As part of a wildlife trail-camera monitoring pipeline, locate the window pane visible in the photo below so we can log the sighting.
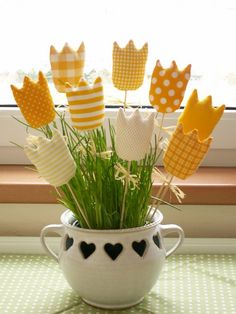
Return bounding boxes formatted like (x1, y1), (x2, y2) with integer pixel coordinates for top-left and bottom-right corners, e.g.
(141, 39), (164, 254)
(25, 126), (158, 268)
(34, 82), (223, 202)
(0, 0), (235, 107)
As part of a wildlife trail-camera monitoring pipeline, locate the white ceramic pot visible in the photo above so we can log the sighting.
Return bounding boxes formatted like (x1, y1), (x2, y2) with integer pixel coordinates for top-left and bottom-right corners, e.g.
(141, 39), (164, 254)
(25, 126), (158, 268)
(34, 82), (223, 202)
(40, 210), (184, 310)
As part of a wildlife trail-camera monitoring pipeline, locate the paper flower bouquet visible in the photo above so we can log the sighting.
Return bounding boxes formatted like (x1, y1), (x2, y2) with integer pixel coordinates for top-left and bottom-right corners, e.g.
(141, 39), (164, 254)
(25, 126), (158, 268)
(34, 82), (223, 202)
(11, 40), (226, 309)
(11, 40), (225, 230)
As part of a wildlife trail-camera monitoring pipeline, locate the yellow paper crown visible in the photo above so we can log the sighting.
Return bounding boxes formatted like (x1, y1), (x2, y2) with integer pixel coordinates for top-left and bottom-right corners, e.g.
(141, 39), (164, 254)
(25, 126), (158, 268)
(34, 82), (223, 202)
(11, 71), (55, 128)
(66, 77), (105, 131)
(149, 60), (191, 113)
(112, 40), (148, 91)
(178, 89), (225, 141)
(50, 42), (85, 93)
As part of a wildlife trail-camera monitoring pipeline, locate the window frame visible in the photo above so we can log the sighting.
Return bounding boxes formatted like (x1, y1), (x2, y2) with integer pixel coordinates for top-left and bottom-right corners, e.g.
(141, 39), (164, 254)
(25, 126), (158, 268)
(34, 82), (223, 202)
(0, 106), (235, 166)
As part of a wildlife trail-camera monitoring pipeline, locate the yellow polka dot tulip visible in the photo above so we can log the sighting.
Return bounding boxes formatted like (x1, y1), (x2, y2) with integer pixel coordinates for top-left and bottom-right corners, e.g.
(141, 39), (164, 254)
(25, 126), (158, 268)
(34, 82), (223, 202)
(149, 60), (191, 113)
(11, 71), (55, 128)
(66, 77), (105, 131)
(178, 89), (225, 141)
(163, 124), (212, 179)
(50, 42), (85, 93)
(24, 128), (76, 187)
(112, 40), (148, 91)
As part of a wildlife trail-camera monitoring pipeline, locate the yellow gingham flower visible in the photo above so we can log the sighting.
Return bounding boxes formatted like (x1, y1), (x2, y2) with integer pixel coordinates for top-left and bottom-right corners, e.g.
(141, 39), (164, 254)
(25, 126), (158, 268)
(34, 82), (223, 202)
(66, 77), (105, 131)
(163, 124), (212, 179)
(178, 89), (225, 141)
(112, 40), (148, 91)
(50, 42), (85, 93)
(11, 71), (55, 128)
(149, 60), (191, 113)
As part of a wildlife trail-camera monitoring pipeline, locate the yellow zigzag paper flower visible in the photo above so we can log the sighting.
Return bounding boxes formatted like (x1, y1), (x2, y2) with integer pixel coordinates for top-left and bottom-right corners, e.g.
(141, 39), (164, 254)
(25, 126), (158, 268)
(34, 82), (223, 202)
(24, 129), (76, 187)
(149, 60), (191, 113)
(66, 77), (105, 131)
(178, 89), (225, 141)
(11, 71), (55, 128)
(50, 42), (85, 93)
(163, 124), (212, 180)
(112, 40), (148, 91)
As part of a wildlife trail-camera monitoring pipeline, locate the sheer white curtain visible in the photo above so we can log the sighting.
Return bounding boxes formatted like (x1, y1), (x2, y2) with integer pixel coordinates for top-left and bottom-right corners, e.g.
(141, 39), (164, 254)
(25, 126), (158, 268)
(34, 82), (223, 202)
(0, 0), (235, 107)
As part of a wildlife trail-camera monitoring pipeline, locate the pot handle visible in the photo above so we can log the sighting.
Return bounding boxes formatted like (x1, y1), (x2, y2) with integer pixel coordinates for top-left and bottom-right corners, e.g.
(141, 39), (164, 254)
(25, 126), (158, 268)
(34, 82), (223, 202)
(159, 224), (184, 258)
(40, 224), (64, 263)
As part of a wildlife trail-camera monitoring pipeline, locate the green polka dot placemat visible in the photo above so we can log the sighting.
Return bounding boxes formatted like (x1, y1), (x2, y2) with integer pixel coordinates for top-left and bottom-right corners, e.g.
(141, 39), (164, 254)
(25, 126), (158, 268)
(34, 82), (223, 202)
(0, 254), (235, 314)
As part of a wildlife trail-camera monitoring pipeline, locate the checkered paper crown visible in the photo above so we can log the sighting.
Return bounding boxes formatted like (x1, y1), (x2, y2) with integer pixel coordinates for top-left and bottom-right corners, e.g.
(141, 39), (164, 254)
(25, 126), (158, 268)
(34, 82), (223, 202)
(163, 124), (212, 180)
(163, 90), (225, 179)
(50, 42), (85, 93)
(112, 40), (148, 91)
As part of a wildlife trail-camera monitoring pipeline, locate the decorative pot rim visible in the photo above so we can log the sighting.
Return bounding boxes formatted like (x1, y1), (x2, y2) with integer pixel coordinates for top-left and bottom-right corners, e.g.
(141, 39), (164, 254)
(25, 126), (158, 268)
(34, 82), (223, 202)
(61, 209), (163, 234)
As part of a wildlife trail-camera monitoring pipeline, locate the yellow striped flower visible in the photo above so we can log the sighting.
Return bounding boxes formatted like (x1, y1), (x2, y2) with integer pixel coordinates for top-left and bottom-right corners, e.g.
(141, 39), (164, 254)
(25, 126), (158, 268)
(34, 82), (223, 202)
(163, 124), (212, 179)
(50, 42), (85, 93)
(149, 60), (191, 113)
(66, 77), (105, 131)
(24, 129), (76, 187)
(11, 71), (55, 128)
(115, 108), (155, 161)
(178, 89), (225, 141)
(112, 40), (148, 91)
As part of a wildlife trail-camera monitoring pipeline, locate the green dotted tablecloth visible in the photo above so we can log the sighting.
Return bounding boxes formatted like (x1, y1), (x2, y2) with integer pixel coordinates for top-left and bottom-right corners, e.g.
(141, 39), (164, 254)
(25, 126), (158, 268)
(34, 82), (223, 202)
(0, 254), (235, 314)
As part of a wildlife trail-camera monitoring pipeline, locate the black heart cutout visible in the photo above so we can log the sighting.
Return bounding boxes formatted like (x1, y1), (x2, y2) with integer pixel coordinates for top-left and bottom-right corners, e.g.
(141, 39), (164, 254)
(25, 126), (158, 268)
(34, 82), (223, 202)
(65, 235), (74, 251)
(104, 243), (123, 261)
(153, 235), (161, 249)
(80, 241), (96, 259)
(132, 240), (147, 257)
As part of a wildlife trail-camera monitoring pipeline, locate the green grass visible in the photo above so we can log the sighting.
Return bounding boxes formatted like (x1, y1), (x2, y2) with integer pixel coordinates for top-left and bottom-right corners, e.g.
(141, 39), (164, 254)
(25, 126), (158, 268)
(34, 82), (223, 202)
(15, 110), (161, 229)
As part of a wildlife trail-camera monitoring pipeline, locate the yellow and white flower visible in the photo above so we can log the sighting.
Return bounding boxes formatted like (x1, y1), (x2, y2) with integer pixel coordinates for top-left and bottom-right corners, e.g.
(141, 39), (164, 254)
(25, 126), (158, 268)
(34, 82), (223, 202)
(24, 129), (76, 187)
(149, 60), (191, 113)
(115, 108), (155, 161)
(66, 77), (105, 131)
(50, 42), (85, 93)
(112, 40), (148, 91)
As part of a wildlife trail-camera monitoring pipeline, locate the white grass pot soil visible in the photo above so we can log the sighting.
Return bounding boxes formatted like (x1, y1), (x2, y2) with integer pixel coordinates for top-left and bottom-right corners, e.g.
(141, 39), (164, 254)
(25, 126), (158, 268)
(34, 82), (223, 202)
(40, 210), (184, 310)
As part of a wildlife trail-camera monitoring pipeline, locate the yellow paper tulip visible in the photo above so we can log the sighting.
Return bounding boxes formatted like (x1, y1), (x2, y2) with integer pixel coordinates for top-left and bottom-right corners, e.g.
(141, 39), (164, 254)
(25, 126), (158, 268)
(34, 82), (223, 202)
(179, 89), (225, 141)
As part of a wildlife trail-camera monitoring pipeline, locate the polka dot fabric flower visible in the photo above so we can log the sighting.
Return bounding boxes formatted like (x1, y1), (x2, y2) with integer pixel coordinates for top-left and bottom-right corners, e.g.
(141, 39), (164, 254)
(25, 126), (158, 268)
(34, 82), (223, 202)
(11, 71), (55, 128)
(149, 60), (191, 113)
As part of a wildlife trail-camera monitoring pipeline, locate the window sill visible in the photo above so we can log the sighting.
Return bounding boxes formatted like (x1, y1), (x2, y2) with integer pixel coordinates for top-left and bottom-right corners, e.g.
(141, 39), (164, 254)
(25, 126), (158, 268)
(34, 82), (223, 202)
(0, 165), (236, 205)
